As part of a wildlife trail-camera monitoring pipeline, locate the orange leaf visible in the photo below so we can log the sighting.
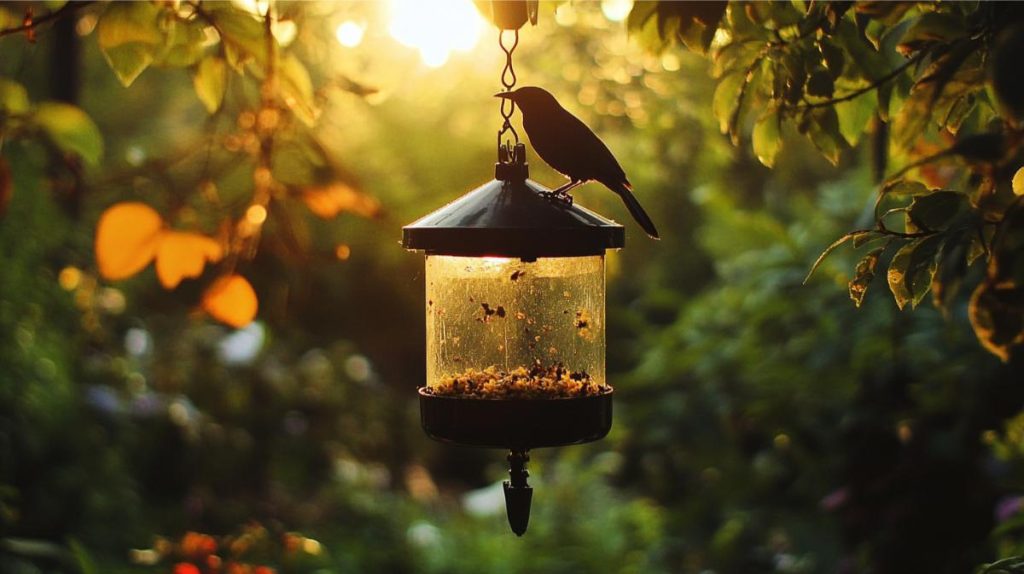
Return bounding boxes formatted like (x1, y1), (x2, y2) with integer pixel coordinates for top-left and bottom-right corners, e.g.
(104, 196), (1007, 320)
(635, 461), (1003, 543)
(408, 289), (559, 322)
(301, 183), (380, 219)
(95, 202), (163, 280)
(155, 231), (224, 289)
(202, 274), (258, 328)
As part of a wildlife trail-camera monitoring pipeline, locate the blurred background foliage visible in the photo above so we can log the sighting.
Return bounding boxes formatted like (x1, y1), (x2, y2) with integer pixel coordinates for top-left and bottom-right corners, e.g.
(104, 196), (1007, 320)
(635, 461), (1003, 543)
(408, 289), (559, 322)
(1, 1), (1023, 573)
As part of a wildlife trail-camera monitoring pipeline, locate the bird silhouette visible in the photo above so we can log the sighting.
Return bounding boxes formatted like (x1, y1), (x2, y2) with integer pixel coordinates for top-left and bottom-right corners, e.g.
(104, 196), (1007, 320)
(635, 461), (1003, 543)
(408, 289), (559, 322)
(496, 86), (659, 239)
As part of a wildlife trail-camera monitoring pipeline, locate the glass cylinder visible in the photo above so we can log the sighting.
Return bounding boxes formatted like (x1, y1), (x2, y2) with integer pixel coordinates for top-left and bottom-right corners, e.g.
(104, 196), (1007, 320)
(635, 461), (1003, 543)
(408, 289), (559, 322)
(425, 255), (605, 395)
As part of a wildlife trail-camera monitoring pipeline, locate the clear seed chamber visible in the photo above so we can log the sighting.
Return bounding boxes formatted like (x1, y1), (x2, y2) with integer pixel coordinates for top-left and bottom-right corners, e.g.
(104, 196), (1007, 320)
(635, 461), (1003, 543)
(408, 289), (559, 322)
(426, 255), (605, 395)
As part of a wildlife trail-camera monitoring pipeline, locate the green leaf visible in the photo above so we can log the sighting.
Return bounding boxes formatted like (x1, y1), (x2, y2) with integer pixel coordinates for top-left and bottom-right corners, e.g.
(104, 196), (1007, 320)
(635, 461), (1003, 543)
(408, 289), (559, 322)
(849, 246), (886, 307)
(103, 44), (157, 87)
(820, 40), (845, 79)
(892, 81), (943, 151)
(968, 227), (990, 265)
(209, 6), (267, 70)
(969, 281), (1024, 362)
(804, 230), (871, 284)
(863, 19), (888, 51)
(743, 1), (802, 29)
(835, 18), (891, 83)
(279, 54), (319, 126)
(887, 240), (914, 309)
(897, 12), (967, 54)
(932, 228), (969, 311)
(780, 51), (807, 105)
(822, 2), (852, 33)
(751, 111), (780, 168)
(0, 78), (30, 115)
(158, 17), (208, 68)
(806, 70), (835, 98)
(807, 107), (843, 165)
(678, 18), (713, 55)
(855, 1), (915, 26)
(942, 92), (976, 135)
(887, 234), (944, 310)
(96, 2), (165, 86)
(834, 93), (876, 146)
(626, 1), (658, 33)
(877, 77), (895, 122)
(193, 56), (227, 114)
(893, 43), (981, 149)
(637, 2), (727, 53)
(853, 230), (883, 248)
(907, 191), (968, 231)
(712, 72), (745, 135)
(712, 41), (760, 79)
(33, 102), (103, 166)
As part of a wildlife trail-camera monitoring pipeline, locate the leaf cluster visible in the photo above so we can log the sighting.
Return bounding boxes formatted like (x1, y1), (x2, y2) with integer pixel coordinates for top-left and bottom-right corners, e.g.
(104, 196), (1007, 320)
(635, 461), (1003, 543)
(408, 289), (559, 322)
(0, 1), (379, 328)
(631, 1), (1024, 360)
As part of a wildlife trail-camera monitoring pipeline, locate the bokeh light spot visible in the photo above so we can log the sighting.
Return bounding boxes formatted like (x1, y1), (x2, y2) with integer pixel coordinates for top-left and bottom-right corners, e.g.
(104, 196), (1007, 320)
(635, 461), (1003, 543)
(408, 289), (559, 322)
(335, 20), (365, 48)
(246, 204), (268, 225)
(335, 244), (351, 260)
(59, 266), (82, 291)
(601, 0), (633, 22)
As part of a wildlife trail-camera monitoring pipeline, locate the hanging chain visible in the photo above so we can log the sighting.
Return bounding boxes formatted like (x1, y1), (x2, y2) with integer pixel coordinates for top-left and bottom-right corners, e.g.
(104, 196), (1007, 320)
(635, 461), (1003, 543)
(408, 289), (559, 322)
(497, 28), (519, 162)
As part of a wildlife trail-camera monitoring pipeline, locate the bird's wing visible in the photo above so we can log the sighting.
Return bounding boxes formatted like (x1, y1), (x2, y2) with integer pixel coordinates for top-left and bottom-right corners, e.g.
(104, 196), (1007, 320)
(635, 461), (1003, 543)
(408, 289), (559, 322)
(524, 107), (627, 183)
(564, 114), (627, 184)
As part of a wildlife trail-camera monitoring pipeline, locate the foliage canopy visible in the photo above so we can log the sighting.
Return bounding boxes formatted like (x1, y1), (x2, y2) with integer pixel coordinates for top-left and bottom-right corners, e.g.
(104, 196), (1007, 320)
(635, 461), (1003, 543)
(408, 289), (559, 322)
(630, 0), (1024, 361)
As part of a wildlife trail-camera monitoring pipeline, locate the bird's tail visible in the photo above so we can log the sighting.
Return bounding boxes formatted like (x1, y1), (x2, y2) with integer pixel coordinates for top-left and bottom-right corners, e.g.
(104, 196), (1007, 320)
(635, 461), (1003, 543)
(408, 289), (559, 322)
(614, 182), (660, 240)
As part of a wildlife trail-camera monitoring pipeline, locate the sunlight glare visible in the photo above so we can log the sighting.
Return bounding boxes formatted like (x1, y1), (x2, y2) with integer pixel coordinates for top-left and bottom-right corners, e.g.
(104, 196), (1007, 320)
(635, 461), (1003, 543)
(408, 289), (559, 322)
(230, 0), (269, 16)
(388, 0), (486, 68)
(601, 0), (634, 22)
(335, 20), (365, 48)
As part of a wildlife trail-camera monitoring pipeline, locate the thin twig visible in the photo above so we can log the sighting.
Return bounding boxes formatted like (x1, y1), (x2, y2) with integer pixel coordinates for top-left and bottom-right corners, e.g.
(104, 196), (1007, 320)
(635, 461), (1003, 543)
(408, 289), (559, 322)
(0, 1), (95, 39)
(794, 53), (925, 110)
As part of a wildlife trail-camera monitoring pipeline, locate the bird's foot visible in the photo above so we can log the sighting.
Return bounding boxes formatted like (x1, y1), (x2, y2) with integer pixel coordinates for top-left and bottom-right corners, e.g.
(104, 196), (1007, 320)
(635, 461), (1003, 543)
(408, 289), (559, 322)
(539, 190), (574, 206)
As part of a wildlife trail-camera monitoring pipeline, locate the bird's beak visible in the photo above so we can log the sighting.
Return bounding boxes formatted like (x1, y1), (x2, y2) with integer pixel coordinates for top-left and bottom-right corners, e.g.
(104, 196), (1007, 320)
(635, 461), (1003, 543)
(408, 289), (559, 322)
(494, 91), (515, 99)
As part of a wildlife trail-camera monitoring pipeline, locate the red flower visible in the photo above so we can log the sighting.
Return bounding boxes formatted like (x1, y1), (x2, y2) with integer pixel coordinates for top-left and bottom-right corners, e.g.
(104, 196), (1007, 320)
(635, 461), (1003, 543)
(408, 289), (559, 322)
(173, 563), (201, 574)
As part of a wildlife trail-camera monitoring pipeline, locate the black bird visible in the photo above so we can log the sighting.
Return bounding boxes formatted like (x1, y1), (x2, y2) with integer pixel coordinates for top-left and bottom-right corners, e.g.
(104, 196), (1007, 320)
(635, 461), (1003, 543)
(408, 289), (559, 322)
(496, 86), (659, 239)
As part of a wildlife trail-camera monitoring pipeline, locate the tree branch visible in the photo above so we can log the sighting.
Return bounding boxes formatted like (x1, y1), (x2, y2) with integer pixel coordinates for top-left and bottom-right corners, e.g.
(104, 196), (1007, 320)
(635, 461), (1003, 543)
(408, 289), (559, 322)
(0, 1), (95, 39)
(793, 53), (925, 111)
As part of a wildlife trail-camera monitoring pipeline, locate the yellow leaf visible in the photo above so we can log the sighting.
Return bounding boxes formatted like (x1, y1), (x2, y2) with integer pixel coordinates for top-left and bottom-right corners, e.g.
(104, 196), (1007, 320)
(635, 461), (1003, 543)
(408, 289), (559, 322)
(301, 183), (380, 219)
(202, 274), (258, 328)
(155, 231), (224, 289)
(95, 202), (163, 280)
(193, 56), (227, 114)
(1013, 166), (1024, 196)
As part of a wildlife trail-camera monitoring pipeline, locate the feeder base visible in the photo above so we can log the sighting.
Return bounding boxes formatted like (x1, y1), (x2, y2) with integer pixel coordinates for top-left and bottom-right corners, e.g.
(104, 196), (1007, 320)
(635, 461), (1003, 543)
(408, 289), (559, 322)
(417, 387), (613, 449)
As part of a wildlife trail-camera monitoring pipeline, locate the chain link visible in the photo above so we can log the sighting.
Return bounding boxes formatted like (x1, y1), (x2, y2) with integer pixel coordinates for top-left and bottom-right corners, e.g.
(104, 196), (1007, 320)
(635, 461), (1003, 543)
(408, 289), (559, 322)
(497, 28), (519, 160)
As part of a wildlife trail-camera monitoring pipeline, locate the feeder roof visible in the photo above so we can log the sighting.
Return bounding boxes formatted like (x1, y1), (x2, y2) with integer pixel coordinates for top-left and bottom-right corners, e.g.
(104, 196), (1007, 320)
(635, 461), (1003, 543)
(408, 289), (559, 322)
(402, 175), (624, 258)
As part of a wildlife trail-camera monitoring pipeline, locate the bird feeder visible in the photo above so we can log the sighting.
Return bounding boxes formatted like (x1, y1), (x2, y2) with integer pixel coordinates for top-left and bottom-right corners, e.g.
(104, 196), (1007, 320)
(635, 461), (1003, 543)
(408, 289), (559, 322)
(402, 144), (623, 535)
